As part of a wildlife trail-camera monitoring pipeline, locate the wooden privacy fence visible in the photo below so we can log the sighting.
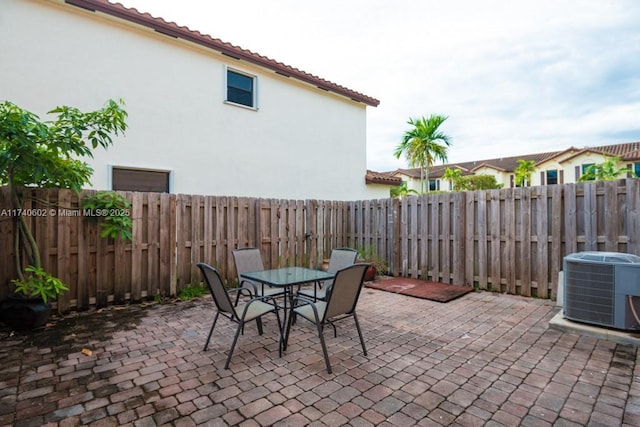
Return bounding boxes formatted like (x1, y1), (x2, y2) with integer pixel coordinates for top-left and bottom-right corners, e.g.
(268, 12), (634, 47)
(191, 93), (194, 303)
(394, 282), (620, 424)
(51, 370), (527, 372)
(1, 179), (639, 311)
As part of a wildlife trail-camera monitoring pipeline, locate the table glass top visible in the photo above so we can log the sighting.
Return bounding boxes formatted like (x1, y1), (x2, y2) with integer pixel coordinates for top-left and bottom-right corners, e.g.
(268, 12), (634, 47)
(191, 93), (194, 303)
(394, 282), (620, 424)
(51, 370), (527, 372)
(241, 266), (334, 287)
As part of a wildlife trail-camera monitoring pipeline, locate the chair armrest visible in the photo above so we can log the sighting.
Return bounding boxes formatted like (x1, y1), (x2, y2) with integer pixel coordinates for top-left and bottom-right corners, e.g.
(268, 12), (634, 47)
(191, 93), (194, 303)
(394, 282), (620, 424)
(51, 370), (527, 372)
(290, 294), (322, 322)
(239, 279), (259, 296)
(291, 294), (316, 307)
(227, 287), (254, 298)
(238, 294), (280, 318)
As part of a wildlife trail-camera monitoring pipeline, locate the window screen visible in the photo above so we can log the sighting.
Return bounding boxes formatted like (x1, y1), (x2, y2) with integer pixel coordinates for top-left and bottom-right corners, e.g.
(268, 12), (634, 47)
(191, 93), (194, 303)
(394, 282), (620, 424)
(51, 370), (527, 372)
(112, 168), (169, 193)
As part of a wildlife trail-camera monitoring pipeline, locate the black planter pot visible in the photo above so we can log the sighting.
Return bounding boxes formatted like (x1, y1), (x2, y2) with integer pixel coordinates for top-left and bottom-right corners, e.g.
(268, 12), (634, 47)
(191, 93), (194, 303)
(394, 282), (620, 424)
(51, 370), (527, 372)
(0, 295), (52, 329)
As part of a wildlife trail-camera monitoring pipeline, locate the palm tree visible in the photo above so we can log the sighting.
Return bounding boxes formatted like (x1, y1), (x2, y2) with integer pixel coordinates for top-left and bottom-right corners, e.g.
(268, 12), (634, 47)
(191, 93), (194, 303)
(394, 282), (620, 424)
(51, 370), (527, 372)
(390, 181), (419, 198)
(514, 159), (536, 187)
(442, 167), (462, 191)
(578, 155), (635, 181)
(394, 115), (451, 193)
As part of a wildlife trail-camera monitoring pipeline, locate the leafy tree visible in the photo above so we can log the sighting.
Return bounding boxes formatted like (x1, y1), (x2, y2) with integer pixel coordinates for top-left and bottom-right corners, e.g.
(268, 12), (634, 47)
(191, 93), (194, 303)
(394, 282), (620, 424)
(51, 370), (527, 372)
(514, 159), (536, 187)
(456, 174), (503, 191)
(0, 99), (127, 281)
(394, 115), (451, 193)
(442, 167), (463, 191)
(578, 155), (635, 182)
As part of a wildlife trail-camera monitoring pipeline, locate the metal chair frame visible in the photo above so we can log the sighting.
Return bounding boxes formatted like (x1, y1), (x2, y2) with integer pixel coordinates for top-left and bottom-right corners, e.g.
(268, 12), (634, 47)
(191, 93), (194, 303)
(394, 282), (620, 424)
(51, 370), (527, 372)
(285, 263), (369, 374)
(197, 263), (282, 369)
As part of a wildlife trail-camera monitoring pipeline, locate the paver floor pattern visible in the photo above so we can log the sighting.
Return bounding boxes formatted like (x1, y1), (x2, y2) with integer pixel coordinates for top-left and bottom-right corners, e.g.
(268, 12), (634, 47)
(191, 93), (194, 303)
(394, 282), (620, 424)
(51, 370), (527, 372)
(1, 289), (639, 426)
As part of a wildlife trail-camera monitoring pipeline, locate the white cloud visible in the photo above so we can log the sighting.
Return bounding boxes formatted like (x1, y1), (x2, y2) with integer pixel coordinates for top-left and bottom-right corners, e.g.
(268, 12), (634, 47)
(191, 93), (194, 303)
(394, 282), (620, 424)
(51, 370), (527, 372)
(119, 0), (640, 171)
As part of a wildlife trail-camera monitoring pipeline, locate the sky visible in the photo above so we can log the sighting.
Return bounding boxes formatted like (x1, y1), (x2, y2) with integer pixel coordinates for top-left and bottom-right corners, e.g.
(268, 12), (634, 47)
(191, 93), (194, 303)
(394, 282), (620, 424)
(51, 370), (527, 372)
(117, 0), (640, 172)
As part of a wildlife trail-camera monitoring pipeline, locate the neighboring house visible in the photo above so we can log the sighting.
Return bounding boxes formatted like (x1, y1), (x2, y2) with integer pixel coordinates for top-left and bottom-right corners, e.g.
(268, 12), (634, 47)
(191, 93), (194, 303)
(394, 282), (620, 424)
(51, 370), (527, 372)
(365, 170), (402, 194)
(390, 141), (640, 191)
(1, 0), (394, 200)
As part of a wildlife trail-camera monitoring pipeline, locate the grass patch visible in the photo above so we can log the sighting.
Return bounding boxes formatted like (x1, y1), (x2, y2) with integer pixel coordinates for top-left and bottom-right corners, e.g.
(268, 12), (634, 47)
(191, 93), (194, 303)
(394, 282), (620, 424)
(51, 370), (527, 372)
(177, 283), (208, 300)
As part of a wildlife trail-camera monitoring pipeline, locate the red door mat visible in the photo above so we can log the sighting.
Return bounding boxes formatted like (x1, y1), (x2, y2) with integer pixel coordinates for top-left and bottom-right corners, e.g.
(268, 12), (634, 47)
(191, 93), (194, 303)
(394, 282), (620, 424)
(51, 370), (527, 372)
(365, 277), (473, 303)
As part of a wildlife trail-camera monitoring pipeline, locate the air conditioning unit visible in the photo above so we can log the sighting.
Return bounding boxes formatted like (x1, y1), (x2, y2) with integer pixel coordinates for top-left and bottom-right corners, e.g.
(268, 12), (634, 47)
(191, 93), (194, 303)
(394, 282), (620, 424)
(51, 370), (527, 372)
(563, 251), (640, 330)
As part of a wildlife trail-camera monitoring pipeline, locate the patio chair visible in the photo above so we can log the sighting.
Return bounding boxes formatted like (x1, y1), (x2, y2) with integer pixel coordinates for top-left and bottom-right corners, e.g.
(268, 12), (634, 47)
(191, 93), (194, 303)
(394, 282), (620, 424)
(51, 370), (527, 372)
(297, 247), (358, 301)
(232, 247), (285, 299)
(197, 263), (282, 369)
(285, 263), (369, 374)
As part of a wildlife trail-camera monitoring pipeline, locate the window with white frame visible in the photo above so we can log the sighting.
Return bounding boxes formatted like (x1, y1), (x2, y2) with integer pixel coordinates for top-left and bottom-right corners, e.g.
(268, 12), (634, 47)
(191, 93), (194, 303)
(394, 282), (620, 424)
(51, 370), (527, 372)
(226, 68), (256, 108)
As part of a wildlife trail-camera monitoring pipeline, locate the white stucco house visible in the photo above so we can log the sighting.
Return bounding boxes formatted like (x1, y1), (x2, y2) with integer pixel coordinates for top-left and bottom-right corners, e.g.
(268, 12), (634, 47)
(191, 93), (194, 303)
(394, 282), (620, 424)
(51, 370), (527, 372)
(1, 0), (397, 200)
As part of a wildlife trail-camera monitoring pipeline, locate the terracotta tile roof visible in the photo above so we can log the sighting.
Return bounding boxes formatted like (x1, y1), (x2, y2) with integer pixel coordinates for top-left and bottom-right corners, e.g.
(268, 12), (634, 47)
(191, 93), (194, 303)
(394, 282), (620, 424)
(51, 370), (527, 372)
(593, 141), (640, 158)
(388, 141), (640, 178)
(556, 141), (640, 164)
(391, 152), (555, 179)
(621, 147), (640, 161)
(392, 168), (422, 179)
(459, 152), (557, 175)
(63, 0), (380, 107)
(365, 170), (401, 186)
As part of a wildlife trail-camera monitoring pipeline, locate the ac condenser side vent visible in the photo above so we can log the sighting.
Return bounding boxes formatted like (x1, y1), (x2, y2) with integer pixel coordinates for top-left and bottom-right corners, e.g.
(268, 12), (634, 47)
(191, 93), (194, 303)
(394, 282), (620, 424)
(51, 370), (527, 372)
(564, 261), (614, 326)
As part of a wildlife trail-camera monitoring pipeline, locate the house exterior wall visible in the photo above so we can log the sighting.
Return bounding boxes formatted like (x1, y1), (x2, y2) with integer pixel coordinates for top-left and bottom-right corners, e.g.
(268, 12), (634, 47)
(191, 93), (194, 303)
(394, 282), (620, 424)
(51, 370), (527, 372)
(534, 151), (575, 185)
(394, 173), (422, 193)
(535, 160), (563, 186)
(560, 153), (608, 183)
(1, 0), (384, 200)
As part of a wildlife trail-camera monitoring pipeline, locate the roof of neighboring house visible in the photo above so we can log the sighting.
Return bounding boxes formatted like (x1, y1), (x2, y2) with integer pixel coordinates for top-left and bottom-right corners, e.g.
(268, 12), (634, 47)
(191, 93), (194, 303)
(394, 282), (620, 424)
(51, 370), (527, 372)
(558, 142), (640, 164)
(395, 164), (473, 178)
(62, 0), (380, 107)
(389, 141), (640, 179)
(391, 152), (552, 179)
(470, 163), (508, 173)
(365, 170), (402, 186)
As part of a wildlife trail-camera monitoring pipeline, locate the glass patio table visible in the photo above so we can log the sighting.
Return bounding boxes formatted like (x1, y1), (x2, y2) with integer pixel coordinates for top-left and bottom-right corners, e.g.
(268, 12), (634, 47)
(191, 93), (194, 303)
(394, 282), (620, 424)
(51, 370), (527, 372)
(241, 266), (335, 354)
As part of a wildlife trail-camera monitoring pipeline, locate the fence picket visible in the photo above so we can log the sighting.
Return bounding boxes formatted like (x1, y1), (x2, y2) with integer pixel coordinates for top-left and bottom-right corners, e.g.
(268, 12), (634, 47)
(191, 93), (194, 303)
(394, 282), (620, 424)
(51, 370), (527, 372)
(504, 189), (516, 294)
(464, 191), (475, 287)
(535, 186), (549, 298)
(519, 189), (532, 296)
(477, 191), (488, 289)
(489, 190), (501, 290)
(147, 192), (160, 298)
(550, 185), (563, 298)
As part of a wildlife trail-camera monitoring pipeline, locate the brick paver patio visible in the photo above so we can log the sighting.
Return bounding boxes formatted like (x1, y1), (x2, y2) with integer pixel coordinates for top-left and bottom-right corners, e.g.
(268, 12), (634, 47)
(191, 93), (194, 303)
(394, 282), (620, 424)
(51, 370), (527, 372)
(1, 288), (639, 426)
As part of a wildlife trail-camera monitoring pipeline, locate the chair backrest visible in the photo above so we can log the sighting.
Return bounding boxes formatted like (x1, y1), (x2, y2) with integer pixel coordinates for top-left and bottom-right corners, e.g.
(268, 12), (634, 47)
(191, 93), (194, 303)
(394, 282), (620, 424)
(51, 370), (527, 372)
(324, 263), (369, 320)
(197, 263), (236, 317)
(327, 247), (358, 273)
(232, 247), (264, 283)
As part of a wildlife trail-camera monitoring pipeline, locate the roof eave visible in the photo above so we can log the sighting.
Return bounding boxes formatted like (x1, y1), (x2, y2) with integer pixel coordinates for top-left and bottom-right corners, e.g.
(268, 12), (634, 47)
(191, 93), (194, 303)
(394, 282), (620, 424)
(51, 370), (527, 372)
(63, 0), (380, 107)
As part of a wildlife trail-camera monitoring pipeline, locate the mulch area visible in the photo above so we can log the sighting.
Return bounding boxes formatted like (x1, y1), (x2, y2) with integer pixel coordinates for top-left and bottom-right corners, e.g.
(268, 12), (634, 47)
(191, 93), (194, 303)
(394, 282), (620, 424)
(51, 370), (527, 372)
(365, 277), (474, 302)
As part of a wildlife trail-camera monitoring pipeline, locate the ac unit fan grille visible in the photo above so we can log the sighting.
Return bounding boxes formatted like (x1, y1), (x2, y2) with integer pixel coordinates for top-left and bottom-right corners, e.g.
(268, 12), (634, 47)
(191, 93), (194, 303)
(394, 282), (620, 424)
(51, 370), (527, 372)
(564, 261), (614, 326)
